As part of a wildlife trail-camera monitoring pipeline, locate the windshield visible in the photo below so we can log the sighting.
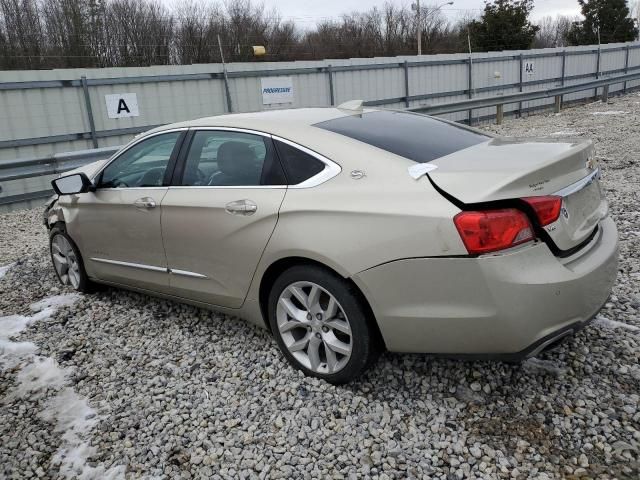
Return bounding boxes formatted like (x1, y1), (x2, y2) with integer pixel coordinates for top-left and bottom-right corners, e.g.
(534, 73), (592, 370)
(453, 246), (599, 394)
(314, 110), (489, 163)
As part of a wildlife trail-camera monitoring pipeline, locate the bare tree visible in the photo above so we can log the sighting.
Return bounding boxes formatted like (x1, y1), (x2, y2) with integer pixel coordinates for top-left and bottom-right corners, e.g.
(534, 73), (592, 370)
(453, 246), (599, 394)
(534, 15), (576, 48)
(0, 0), (45, 69)
(3, 0), (579, 69)
(173, 1), (223, 64)
(106, 0), (173, 66)
(382, 3), (409, 55)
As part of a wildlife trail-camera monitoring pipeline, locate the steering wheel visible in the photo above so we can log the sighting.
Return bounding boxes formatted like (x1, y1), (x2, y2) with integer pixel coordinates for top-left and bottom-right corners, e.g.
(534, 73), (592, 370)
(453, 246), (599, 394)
(114, 180), (129, 188)
(139, 167), (164, 187)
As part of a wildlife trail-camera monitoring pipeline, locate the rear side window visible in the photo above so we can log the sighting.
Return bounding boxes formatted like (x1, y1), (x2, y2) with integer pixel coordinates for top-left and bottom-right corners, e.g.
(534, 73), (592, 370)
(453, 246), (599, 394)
(274, 140), (325, 184)
(315, 110), (489, 163)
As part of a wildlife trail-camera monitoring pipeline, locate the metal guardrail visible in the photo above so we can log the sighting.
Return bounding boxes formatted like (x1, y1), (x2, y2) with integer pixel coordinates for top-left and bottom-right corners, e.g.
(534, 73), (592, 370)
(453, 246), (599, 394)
(1, 69), (640, 208)
(408, 70), (640, 117)
(0, 146), (120, 206)
(2, 146), (120, 182)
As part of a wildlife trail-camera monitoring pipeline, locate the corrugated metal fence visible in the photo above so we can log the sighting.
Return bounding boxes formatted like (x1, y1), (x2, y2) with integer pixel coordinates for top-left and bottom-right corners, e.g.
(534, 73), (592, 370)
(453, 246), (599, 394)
(1, 41), (640, 210)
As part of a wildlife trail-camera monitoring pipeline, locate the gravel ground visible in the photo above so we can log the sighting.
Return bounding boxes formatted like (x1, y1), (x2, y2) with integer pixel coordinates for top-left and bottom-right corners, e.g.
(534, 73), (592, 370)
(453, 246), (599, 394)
(1, 94), (639, 480)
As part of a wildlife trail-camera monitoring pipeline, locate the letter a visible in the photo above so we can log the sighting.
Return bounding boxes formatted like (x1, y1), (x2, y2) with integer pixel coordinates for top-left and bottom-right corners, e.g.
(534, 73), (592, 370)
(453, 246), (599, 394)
(117, 99), (130, 114)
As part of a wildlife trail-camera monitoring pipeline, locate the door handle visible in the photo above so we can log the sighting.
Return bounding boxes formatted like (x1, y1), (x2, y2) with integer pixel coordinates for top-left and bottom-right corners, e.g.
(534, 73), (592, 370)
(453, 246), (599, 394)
(133, 197), (156, 209)
(225, 199), (258, 216)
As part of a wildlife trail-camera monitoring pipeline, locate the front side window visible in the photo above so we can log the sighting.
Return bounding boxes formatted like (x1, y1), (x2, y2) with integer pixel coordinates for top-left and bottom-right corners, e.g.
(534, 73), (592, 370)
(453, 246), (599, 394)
(98, 132), (182, 188)
(180, 131), (285, 186)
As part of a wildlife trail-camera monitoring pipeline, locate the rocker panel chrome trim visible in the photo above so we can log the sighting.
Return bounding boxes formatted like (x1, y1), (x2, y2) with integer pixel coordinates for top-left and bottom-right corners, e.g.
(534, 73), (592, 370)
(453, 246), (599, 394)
(90, 257), (168, 273)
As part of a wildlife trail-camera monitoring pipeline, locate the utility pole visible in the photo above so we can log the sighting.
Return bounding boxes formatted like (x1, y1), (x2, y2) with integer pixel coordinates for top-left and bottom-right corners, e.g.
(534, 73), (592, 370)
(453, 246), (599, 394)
(217, 34), (233, 113)
(417, 0), (422, 56)
(413, 1), (454, 56)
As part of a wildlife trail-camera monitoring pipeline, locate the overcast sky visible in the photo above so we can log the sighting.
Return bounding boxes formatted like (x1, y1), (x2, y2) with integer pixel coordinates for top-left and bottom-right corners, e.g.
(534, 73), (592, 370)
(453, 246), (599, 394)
(256, 0), (584, 25)
(160, 0), (588, 24)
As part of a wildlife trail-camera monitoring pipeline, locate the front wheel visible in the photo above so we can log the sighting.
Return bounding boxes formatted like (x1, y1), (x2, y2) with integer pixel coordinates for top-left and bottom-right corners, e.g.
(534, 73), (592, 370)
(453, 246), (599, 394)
(267, 265), (379, 384)
(49, 227), (93, 293)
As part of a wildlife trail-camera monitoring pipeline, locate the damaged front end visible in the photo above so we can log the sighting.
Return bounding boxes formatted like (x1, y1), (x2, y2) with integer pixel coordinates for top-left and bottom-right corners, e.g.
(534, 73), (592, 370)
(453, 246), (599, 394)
(43, 194), (63, 229)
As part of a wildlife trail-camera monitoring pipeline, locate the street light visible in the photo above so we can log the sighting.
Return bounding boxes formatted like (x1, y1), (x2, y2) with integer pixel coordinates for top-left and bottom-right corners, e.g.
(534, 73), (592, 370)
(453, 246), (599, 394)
(412, 1), (454, 56)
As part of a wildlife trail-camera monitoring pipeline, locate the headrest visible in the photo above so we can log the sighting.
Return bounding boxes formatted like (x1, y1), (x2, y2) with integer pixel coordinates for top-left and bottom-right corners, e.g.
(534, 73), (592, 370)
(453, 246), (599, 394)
(217, 141), (257, 177)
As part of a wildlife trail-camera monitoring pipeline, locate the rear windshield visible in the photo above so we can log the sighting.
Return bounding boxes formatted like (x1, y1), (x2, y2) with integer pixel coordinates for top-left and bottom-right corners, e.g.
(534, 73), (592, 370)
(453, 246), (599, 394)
(315, 110), (489, 163)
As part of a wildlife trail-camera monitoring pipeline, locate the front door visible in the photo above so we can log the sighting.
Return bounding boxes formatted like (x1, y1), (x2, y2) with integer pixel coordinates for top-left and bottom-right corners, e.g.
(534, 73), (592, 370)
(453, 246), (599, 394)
(161, 129), (287, 307)
(65, 130), (185, 291)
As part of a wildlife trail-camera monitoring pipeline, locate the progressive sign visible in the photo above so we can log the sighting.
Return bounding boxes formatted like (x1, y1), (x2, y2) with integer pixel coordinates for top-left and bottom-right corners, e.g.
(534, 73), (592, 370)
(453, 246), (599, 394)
(261, 77), (294, 105)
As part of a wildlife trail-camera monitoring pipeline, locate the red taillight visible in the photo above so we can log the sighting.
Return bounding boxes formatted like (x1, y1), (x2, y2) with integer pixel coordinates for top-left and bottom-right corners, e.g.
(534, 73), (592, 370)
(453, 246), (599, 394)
(521, 195), (562, 226)
(454, 209), (534, 254)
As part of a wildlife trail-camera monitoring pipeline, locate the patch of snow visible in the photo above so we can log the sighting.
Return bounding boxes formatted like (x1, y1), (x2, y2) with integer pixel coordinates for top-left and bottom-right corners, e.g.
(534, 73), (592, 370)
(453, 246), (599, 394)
(11, 357), (70, 399)
(30, 293), (82, 313)
(591, 111), (630, 116)
(1, 293), (80, 381)
(594, 315), (640, 332)
(0, 338), (38, 357)
(0, 293), (123, 479)
(43, 389), (126, 480)
(0, 314), (33, 339)
(0, 263), (15, 279)
(0, 293), (81, 351)
(550, 131), (582, 136)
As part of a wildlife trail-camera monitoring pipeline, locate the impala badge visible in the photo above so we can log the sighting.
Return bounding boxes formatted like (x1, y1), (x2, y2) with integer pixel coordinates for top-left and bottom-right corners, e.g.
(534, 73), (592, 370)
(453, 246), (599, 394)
(561, 207), (570, 220)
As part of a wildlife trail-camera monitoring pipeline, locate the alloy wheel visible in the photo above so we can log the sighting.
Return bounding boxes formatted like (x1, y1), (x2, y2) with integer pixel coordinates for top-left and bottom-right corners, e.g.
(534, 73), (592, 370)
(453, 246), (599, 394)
(276, 281), (352, 374)
(51, 234), (81, 289)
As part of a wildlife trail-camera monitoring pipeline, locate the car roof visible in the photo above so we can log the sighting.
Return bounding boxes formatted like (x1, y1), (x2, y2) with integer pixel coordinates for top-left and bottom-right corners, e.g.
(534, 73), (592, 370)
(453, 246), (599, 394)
(147, 107), (380, 139)
(142, 106), (422, 183)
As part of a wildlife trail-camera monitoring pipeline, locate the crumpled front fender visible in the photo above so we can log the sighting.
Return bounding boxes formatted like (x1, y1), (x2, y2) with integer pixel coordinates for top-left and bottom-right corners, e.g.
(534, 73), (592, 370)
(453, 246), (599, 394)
(43, 196), (64, 228)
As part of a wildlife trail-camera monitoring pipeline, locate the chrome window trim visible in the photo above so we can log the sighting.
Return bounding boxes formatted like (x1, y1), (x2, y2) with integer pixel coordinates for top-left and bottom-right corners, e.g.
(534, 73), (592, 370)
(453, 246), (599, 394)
(172, 127), (341, 189)
(90, 126), (341, 190)
(168, 185), (287, 190)
(554, 168), (600, 197)
(90, 128), (189, 184)
(271, 135), (342, 188)
(90, 257), (168, 273)
(186, 126), (272, 137)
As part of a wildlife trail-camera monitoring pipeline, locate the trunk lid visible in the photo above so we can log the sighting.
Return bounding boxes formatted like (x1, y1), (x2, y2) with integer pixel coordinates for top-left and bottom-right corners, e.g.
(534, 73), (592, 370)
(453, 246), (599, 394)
(428, 137), (607, 252)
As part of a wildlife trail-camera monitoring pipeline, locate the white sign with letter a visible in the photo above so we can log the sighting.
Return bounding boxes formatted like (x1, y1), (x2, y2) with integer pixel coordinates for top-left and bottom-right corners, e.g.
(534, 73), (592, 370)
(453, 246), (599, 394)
(105, 93), (139, 118)
(524, 61), (535, 76)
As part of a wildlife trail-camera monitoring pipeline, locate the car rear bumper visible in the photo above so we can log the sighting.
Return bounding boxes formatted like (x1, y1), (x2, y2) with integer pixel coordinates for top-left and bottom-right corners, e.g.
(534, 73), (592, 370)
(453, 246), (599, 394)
(353, 216), (619, 355)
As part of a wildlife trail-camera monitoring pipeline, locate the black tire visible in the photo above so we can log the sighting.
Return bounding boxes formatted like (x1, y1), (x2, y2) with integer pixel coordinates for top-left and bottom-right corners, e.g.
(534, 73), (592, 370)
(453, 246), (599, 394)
(49, 226), (94, 293)
(267, 265), (380, 384)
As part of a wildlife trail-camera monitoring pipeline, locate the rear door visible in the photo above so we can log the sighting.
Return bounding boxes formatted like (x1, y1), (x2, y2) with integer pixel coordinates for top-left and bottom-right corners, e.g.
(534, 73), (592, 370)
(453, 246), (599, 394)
(67, 130), (185, 291)
(160, 128), (287, 308)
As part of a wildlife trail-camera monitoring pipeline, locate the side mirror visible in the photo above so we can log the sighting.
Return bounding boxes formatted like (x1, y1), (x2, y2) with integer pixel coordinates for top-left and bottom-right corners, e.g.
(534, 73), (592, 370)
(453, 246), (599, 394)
(51, 173), (93, 195)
